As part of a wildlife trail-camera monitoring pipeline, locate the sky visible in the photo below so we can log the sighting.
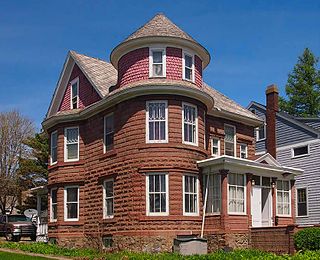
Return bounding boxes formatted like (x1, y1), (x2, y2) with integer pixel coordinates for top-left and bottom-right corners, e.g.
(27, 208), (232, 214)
(1, 0), (320, 129)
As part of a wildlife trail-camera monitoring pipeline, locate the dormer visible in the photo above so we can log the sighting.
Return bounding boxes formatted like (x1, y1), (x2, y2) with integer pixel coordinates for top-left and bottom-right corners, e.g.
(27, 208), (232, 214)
(110, 14), (210, 90)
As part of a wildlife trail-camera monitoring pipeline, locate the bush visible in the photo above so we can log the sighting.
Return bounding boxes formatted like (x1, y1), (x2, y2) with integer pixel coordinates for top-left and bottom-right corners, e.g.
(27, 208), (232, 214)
(294, 227), (320, 251)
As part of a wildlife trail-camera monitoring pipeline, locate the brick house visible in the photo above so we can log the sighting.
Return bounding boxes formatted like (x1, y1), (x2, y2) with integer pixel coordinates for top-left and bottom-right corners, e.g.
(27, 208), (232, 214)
(42, 14), (303, 252)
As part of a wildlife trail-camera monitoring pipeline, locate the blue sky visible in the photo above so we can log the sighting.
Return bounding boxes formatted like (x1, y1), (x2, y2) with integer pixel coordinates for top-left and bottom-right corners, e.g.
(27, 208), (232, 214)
(1, 1), (320, 129)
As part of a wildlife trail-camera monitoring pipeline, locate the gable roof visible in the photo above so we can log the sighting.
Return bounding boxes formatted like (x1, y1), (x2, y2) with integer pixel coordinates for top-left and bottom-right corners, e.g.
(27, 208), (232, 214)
(123, 13), (197, 44)
(248, 101), (320, 136)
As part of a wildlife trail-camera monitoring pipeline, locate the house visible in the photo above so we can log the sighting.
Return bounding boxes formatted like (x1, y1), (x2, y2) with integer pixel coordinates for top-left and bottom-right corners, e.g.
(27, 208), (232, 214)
(248, 86), (320, 226)
(42, 14), (303, 252)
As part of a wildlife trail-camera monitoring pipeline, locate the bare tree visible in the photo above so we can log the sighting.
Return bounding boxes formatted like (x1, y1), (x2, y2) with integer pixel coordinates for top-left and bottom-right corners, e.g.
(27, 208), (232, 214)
(0, 111), (34, 214)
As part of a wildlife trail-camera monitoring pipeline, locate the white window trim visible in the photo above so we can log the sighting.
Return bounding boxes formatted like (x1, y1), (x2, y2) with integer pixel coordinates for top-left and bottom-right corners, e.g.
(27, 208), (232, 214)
(145, 172), (169, 216)
(276, 180), (291, 217)
(149, 47), (166, 78)
(291, 144), (310, 159)
(50, 188), (58, 222)
(183, 174), (200, 216)
(64, 126), (80, 162)
(211, 138), (220, 157)
(203, 174), (221, 215)
(296, 187), (309, 218)
(70, 77), (79, 109)
(64, 186), (79, 221)
(224, 124), (236, 157)
(103, 178), (114, 219)
(104, 113), (114, 153)
(50, 131), (58, 165)
(255, 122), (266, 142)
(182, 102), (198, 146)
(182, 50), (195, 82)
(146, 100), (169, 144)
(227, 173), (246, 215)
(240, 143), (248, 159)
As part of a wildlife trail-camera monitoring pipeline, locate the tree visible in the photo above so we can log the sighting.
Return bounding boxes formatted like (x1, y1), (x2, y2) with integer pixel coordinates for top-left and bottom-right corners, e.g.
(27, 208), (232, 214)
(0, 111), (34, 214)
(279, 48), (320, 117)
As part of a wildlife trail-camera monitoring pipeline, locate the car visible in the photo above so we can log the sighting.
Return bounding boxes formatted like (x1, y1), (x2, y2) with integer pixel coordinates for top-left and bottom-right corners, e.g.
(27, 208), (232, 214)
(0, 214), (37, 242)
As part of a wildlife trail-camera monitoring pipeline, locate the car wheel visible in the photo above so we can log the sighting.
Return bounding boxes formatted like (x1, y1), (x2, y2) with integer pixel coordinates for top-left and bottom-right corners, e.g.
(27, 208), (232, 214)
(5, 232), (13, 241)
(30, 235), (36, 241)
(13, 235), (21, 242)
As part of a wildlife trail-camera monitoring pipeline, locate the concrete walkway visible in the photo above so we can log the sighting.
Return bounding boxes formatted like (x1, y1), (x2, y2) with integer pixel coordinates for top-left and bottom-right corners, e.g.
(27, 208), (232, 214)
(0, 247), (71, 260)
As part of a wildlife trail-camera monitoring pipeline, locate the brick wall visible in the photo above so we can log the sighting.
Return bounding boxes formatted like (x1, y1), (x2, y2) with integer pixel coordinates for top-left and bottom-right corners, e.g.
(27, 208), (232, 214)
(59, 64), (101, 111)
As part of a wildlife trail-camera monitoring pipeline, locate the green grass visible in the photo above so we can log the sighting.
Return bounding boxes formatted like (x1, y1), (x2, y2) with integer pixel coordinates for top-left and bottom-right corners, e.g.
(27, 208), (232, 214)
(0, 251), (51, 260)
(0, 242), (320, 259)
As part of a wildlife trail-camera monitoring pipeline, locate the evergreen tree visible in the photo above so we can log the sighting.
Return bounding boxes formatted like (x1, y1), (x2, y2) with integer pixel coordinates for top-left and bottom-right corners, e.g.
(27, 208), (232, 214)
(280, 48), (320, 117)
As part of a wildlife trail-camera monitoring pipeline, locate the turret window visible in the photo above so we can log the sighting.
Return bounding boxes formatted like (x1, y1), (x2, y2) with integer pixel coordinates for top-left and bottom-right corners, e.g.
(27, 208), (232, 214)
(64, 127), (79, 162)
(149, 48), (166, 77)
(183, 52), (194, 82)
(182, 103), (198, 145)
(146, 101), (168, 143)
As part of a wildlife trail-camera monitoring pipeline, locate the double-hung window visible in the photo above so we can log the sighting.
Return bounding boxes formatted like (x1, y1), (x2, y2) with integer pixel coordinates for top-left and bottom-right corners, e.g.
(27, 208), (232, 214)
(182, 103), (198, 145)
(50, 189), (57, 222)
(70, 78), (79, 109)
(224, 125), (236, 157)
(103, 179), (114, 219)
(203, 174), (221, 214)
(256, 122), (266, 141)
(212, 138), (220, 156)
(149, 48), (166, 77)
(297, 188), (307, 217)
(183, 175), (199, 215)
(64, 127), (79, 162)
(146, 173), (168, 216)
(240, 144), (248, 159)
(276, 180), (291, 216)
(183, 52), (194, 82)
(64, 186), (79, 221)
(228, 173), (245, 214)
(146, 101), (168, 143)
(50, 131), (58, 165)
(104, 114), (114, 152)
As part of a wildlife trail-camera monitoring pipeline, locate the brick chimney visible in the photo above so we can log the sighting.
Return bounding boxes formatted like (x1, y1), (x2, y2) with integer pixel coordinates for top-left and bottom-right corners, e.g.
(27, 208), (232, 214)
(266, 84), (279, 159)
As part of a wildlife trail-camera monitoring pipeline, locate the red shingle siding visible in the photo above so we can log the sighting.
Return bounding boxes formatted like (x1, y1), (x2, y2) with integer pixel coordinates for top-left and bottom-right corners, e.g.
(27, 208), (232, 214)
(166, 47), (182, 80)
(195, 55), (203, 88)
(117, 48), (149, 88)
(59, 64), (101, 111)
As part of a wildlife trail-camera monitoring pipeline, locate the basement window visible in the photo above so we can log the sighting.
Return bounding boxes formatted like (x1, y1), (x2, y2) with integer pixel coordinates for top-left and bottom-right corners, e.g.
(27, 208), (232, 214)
(292, 145), (309, 158)
(102, 235), (113, 248)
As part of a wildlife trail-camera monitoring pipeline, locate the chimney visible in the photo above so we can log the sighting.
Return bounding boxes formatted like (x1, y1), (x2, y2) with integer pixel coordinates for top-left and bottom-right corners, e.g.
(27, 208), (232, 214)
(266, 84), (279, 159)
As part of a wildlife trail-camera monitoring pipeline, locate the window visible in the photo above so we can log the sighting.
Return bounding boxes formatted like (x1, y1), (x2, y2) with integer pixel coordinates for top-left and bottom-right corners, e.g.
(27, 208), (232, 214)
(256, 123), (266, 141)
(103, 179), (114, 219)
(276, 180), (291, 216)
(203, 174), (221, 214)
(70, 78), (79, 109)
(228, 173), (246, 214)
(146, 173), (168, 216)
(212, 138), (220, 156)
(240, 144), (248, 159)
(292, 145), (309, 158)
(50, 189), (57, 222)
(297, 188), (307, 217)
(183, 52), (194, 81)
(224, 125), (236, 157)
(50, 131), (58, 165)
(149, 48), (166, 77)
(183, 175), (199, 215)
(146, 101), (168, 143)
(104, 114), (114, 152)
(182, 103), (198, 145)
(64, 187), (79, 221)
(64, 127), (79, 162)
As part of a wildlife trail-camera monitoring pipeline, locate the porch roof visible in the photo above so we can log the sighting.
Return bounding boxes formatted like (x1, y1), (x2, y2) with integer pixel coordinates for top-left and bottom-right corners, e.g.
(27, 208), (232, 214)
(197, 155), (303, 178)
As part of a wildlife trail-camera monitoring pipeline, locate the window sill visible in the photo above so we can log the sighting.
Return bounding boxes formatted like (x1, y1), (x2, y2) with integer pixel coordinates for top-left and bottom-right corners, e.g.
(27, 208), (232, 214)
(149, 76), (166, 79)
(137, 143), (207, 156)
(139, 215), (202, 221)
(291, 154), (310, 159)
(101, 218), (116, 224)
(182, 78), (195, 84)
(48, 160), (85, 170)
(99, 149), (117, 160)
(48, 220), (84, 226)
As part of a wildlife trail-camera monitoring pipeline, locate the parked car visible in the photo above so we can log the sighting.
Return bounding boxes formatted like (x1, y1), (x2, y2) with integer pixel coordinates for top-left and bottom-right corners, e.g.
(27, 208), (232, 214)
(0, 214), (36, 242)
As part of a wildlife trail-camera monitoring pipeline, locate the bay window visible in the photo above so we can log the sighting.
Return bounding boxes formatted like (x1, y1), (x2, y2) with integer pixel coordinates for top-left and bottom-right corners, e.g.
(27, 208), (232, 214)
(146, 101), (168, 143)
(50, 188), (57, 222)
(64, 127), (79, 162)
(183, 175), (199, 215)
(228, 173), (245, 214)
(64, 186), (79, 221)
(276, 180), (291, 216)
(182, 103), (198, 145)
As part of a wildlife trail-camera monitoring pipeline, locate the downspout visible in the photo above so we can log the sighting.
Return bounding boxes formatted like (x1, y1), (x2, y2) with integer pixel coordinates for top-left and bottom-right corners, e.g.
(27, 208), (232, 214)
(201, 175), (209, 238)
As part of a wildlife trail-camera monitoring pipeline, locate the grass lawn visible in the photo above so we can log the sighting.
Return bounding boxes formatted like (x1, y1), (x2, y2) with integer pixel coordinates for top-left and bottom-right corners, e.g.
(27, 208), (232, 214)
(0, 251), (52, 260)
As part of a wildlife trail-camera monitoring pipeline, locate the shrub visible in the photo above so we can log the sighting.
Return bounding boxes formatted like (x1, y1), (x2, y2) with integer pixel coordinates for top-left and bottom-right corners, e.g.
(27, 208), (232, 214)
(294, 227), (320, 251)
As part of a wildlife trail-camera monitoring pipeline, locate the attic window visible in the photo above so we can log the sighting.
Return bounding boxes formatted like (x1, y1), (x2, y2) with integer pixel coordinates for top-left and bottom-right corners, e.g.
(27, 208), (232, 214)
(149, 48), (166, 77)
(292, 145), (309, 158)
(70, 78), (79, 109)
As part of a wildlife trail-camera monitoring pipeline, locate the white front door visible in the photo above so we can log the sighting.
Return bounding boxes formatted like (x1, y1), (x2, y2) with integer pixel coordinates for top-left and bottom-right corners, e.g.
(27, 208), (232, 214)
(251, 187), (262, 227)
